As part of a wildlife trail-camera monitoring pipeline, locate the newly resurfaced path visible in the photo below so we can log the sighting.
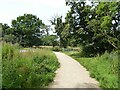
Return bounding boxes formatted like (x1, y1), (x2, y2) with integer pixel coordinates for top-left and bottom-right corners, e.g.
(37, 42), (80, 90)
(49, 52), (100, 88)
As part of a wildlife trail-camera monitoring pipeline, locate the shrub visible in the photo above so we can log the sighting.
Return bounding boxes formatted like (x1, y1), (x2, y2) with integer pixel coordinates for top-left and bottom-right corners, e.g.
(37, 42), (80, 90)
(80, 45), (97, 57)
(52, 46), (62, 52)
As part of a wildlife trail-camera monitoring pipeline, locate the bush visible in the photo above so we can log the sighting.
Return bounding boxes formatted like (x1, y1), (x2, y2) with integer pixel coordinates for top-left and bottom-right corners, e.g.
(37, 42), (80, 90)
(52, 46), (62, 52)
(2, 43), (60, 88)
(80, 45), (97, 57)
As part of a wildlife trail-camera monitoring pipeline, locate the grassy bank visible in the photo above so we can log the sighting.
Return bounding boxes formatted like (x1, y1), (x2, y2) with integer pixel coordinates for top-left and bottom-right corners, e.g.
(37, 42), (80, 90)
(2, 43), (59, 88)
(0, 42), (2, 88)
(64, 50), (118, 88)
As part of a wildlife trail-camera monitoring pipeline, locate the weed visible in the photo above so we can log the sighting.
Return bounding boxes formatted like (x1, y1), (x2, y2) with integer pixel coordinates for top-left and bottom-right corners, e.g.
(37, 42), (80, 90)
(2, 43), (59, 88)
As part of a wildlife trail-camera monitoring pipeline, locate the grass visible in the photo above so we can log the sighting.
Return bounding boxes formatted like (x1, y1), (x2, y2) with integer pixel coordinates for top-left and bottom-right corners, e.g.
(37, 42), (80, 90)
(64, 50), (119, 88)
(2, 43), (59, 88)
(0, 42), (2, 88)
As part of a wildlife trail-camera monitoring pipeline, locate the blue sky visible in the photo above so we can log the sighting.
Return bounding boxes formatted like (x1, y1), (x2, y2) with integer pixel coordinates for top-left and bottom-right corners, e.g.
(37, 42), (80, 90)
(0, 0), (70, 26)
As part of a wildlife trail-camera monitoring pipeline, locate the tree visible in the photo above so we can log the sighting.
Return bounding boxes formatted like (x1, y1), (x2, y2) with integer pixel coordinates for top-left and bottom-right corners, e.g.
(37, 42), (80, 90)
(1, 23), (17, 43)
(41, 35), (59, 46)
(11, 14), (45, 47)
(2, 23), (11, 37)
(43, 25), (51, 36)
(64, 0), (120, 56)
(3, 34), (16, 43)
(50, 16), (67, 48)
(96, 2), (119, 50)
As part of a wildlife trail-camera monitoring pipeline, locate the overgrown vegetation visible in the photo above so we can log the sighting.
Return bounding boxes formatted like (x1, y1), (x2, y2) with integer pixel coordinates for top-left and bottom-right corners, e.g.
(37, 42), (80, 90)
(52, 46), (62, 52)
(2, 43), (59, 88)
(64, 50), (119, 88)
(0, 42), (2, 88)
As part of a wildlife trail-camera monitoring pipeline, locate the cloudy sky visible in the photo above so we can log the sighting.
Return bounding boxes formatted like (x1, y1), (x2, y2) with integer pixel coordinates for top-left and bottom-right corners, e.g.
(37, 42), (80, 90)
(0, 0), (70, 26)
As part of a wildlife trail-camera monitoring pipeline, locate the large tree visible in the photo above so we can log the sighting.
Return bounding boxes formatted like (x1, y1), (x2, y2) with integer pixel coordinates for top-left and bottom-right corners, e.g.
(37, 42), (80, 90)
(11, 14), (45, 47)
(65, 0), (120, 56)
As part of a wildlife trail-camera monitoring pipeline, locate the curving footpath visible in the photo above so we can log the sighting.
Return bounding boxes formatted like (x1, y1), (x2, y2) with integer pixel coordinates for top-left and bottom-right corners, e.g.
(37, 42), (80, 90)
(49, 52), (101, 89)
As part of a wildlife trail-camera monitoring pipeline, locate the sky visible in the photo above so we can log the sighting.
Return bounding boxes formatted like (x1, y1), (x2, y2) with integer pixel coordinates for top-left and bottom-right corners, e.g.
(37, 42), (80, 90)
(0, 0), (70, 26)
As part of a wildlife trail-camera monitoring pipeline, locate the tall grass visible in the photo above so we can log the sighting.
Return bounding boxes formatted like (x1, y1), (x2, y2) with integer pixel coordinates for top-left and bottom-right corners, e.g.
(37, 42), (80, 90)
(64, 50), (118, 88)
(2, 43), (59, 88)
(0, 42), (2, 88)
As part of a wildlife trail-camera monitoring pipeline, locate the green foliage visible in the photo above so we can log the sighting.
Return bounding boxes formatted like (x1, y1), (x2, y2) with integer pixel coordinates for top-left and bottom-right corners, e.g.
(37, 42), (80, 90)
(52, 46), (62, 52)
(0, 41), (2, 88)
(12, 14), (45, 47)
(2, 43), (20, 60)
(50, 16), (68, 48)
(2, 14), (45, 47)
(64, 1), (120, 55)
(3, 34), (16, 43)
(80, 45), (96, 57)
(65, 50), (119, 88)
(2, 23), (10, 37)
(2, 43), (59, 88)
(41, 35), (59, 46)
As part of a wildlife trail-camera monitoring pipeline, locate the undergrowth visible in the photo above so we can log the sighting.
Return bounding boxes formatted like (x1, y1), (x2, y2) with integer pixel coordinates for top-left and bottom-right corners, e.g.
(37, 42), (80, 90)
(2, 43), (59, 88)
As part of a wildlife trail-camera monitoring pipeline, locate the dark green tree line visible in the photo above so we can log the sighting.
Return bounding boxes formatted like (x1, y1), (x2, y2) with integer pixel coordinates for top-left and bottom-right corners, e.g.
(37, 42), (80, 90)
(64, 1), (120, 56)
(50, 1), (120, 56)
(2, 14), (55, 47)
